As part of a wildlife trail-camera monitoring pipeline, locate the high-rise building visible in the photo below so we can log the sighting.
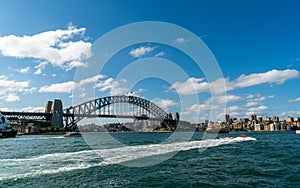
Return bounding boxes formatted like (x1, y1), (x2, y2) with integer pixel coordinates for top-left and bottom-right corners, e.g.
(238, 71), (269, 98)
(272, 116), (279, 123)
(174, 112), (180, 121)
(225, 114), (230, 123)
(167, 113), (173, 120)
(251, 114), (257, 122)
(258, 116), (263, 123)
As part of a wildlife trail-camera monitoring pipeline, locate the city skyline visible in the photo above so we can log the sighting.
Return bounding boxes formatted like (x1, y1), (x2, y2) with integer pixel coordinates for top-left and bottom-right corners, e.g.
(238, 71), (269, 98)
(0, 0), (300, 122)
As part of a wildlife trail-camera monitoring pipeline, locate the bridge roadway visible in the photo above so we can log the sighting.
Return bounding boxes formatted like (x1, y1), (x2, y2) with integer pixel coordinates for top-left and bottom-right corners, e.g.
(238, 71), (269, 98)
(1, 111), (51, 120)
(1, 111), (164, 121)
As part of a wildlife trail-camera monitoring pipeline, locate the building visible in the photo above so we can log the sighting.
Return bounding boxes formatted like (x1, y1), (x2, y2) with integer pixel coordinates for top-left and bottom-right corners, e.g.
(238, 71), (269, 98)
(286, 116), (294, 123)
(251, 114), (257, 122)
(264, 123), (270, 131)
(254, 124), (261, 131)
(272, 116), (279, 123)
(225, 114), (230, 123)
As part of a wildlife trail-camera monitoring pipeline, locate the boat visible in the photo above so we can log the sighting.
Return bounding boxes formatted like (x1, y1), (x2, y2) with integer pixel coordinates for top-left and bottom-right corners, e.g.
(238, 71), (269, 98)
(205, 122), (230, 134)
(296, 130), (300, 134)
(239, 134), (246, 138)
(0, 112), (18, 138)
(64, 132), (82, 137)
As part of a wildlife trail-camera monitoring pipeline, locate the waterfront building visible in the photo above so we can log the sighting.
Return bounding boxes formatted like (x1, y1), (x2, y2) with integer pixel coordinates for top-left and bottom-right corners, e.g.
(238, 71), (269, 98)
(254, 124), (261, 131)
(270, 123), (275, 131)
(258, 116), (263, 123)
(286, 123), (291, 131)
(286, 116), (294, 122)
(272, 116), (279, 123)
(294, 117), (299, 122)
(251, 114), (257, 122)
(274, 123), (280, 131)
(264, 123), (270, 131)
(281, 123), (286, 130)
(174, 112), (180, 121)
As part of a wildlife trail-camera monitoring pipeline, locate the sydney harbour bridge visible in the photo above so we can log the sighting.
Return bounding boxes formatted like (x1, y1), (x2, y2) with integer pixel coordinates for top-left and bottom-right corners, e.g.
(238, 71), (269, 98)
(1, 95), (179, 131)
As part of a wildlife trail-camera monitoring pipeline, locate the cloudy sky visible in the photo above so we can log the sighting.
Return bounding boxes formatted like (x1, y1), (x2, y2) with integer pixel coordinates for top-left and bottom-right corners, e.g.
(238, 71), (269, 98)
(0, 0), (300, 122)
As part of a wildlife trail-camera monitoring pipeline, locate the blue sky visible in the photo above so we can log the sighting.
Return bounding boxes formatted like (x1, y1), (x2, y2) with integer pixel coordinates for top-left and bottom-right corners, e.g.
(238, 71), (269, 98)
(0, 0), (300, 123)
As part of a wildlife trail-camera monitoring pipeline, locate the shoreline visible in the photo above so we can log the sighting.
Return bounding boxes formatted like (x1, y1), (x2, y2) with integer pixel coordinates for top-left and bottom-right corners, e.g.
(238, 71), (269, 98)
(15, 129), (299, 136)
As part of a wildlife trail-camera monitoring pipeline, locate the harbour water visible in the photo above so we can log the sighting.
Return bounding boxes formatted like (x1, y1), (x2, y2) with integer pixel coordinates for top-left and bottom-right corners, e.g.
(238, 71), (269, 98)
(0, 132), (299, 187)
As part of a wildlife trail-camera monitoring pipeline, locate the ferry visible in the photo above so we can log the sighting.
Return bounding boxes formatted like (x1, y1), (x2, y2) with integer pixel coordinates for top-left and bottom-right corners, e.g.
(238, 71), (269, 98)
(0, 112), (18, 138)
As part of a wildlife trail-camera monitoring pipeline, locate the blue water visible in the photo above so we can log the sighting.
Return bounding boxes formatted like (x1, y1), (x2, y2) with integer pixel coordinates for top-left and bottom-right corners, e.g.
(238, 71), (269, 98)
(0, 132), (299, 187)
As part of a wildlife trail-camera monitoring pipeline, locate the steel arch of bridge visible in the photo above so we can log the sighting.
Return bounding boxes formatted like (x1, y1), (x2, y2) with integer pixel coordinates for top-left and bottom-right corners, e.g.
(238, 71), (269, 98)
(64, 95), (170, 128)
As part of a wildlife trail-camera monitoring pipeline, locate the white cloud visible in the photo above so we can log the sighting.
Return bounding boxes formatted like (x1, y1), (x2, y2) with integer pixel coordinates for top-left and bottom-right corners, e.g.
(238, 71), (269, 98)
(225, 106), (245, 117)
(0, 24), (92, 72)
(17, 67), (30, 74)
(0, 108), (10, 111)
(246, 94), (254, 99)
(0, 76), (31, 102)
(5, 93), (20, 102)
(95, 78), (128, 96)
(21, 106), (44, 112)
(152, 98), (179, 109)
(245, 101), (260, 107)
(24, 87), (37, 94)
(34, 62), (48, 75)
(175, 38), (185, 44)
(174, 37), (193, 45)
(202, 95), (242, 110)
(279, 110), (300, 117)
(79, 74), (105, 86)
(39, 74), (105, 93)
(129, 46), (156, 58)
(246, 105), (268, 116)
(171, 77), (209, 95)
(288, 97), (300, 102)
(155, 52), (165, 57)
(210, 95), (242, 104)
(231, 69), (298, 89)
(170, 69), (299, 95)
(39, 81), (75, 93)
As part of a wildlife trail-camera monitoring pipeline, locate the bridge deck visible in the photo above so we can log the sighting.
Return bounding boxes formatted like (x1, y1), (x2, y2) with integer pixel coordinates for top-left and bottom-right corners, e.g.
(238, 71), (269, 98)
(1, 111), (172, 121)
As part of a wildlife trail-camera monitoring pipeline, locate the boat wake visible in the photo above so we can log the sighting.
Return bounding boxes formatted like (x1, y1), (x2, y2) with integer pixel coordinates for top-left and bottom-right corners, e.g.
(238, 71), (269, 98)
(0, 136), (256, 181)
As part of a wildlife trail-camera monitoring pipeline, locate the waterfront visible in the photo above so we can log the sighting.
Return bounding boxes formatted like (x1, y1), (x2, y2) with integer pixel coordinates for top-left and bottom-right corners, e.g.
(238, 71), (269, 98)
(0, 132), (299, 187)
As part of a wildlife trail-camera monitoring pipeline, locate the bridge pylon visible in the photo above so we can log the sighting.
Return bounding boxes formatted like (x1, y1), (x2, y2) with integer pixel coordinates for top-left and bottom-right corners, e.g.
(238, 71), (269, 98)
(45, 99), (64, 127)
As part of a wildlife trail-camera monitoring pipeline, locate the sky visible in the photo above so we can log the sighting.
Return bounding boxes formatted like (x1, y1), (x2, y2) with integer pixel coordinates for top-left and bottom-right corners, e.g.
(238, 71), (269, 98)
(0, 0), (300, 123)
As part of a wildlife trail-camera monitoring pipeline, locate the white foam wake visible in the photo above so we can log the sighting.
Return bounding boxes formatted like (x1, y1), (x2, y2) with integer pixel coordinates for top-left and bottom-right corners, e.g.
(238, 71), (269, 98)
(0, 136), (256, 181)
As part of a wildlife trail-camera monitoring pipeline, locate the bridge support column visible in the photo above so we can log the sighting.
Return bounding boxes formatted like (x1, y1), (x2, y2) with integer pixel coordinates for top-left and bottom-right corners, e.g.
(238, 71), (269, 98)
(49, 99), (63, 127)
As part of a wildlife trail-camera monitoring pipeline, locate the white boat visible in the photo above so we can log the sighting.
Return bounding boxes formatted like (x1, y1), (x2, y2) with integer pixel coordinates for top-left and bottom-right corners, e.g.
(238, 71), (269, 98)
(0, 112), (17, 138)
